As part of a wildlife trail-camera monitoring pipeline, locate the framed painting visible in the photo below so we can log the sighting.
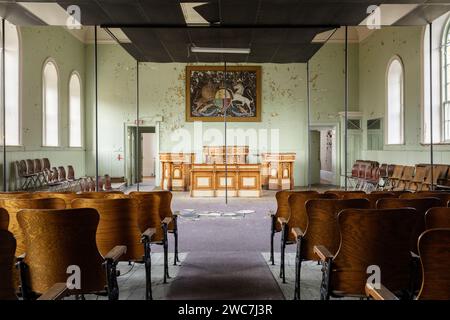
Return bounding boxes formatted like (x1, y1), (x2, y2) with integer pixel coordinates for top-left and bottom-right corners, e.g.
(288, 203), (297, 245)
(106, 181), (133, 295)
(186, 66), (261, 122)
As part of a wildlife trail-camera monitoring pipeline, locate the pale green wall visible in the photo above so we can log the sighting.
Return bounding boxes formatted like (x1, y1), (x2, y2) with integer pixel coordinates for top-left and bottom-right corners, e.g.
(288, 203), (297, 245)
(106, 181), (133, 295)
(6, 26), (86, 190)
(359, 26), (450, 166)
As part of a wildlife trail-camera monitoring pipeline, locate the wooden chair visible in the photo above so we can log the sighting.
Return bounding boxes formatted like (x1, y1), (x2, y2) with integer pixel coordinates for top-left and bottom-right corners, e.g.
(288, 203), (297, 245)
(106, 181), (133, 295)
(291, 198), (370, 299)
(278, 192), (337, 283)
(269, 190), (318, 265)
(422, 165), (448, 190)
(324, 190), (366, 199)
(0, 208), (8, 230)
(408, 166), (429, 191)
(400, 191), (450, 207)
(341, 192), (397, 208)
(376, 197), (442, 254)
(129, 191), (176, 284)
(32, 191), (80, 207)
(57, 166), (67, 182)
(373, 190), (411, 197)
(17, 208), (126, 300)
(314, 208), (417, 300)
(70, 198), (155, 299)
(394, 166), (415, 191)
(41, 158), (51, 170)
(67, 165), (75, 181)
(0, 198), (66, 256)
(366, 228), (450, 300)
(425, 207), (450, 229)
(388, 165), (405, 190)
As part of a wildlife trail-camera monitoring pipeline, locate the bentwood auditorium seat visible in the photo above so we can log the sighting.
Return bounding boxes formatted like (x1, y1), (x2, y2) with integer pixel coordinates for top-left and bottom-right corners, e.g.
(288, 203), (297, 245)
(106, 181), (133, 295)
(129, 191), (176, 284)
(278, 192), (338, 283)
(70, 198), (155, 299)
(324, 190), (365, 199)
(32, 191), (81, 207)
(314, 208), (417, 300)
(0, 198), (66, 256)
(291, 198), (370, 299)
(17, 208), (126, 300)
(376, 197), (442, 254)
(422, 165), (449, 191)
(366, 228), (450, 300)
(388, 165), (405, 190)
(77, 191), (126, 199)
(341, 192), (397, 208)
(269, 190), (318, 266)
(394, 166), (415, 191)
(408, 166), (429, 191)
(425, 207), (450, 229)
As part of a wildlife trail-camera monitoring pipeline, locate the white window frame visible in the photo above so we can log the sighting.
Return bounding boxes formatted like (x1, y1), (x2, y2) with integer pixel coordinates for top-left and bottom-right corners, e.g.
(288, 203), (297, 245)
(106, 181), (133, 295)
(385, 55), (405, 145)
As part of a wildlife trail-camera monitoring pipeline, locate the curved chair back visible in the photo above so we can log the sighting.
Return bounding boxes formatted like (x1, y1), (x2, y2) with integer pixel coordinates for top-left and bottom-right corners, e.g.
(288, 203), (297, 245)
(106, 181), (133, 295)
(17, 208), (105, 295)
(41, 158), (51, 170)
(417, 229), (450, 300)
(302, 198), (370, 261)
(67, 166), (75, 180)
(0, 208), (9, 230)
(273, 190), (318, 233)
(32, 192), (80, 207)
(71, 198), (142, 261)
(324, 190), (365, 199)
(33, 159), (42, 173)
(400, 191), (450, 207)
(409, 166), (429, 191)
(341, 192), (397, 208)
(286, 192), (337, 241)
(0, 198), (66, 256)
(129, 192), (166, 242)
(148, 191), (175, 230)
(376, 197), (442, 253)
(57, 166), (66, 182)
(0, 192), (35, 199)
(330, 208), (416, 297)
(425, 207), (450, 229)
(0, 230), (17, 300)
(25, 159), (35, 175)
(76, 191), (126, 199)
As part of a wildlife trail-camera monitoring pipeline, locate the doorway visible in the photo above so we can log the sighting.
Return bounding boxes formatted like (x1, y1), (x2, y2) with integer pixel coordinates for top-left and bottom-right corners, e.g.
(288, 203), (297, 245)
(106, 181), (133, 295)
(140, 131), (157, 185)
(309, 126), (337, 187)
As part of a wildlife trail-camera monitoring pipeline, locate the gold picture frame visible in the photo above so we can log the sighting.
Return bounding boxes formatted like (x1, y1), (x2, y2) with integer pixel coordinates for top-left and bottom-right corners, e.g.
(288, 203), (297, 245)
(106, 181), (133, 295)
(185, 65), (261, 122)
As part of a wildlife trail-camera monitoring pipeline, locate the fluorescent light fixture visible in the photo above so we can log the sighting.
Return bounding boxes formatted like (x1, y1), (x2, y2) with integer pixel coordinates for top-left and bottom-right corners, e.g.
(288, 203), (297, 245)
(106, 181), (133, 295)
(191, 46), (251, 54)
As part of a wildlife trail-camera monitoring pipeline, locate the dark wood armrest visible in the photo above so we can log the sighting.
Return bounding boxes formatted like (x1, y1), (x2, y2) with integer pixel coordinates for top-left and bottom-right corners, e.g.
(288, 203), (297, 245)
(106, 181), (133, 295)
(104, 245), (127, 263)
(162, 217), (172, 225)
(365, 283), (399, 300)
(313, 245), (334, 261)
(277, 217), (287, 225)
(141, 228), (156, 242)
(37, 283), (68, 300)
(292, 227), (305, 239)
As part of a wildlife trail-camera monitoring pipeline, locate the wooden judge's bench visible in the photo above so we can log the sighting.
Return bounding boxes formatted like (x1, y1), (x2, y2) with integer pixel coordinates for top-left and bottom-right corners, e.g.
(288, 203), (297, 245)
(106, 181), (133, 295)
(160, 146), (295, 197)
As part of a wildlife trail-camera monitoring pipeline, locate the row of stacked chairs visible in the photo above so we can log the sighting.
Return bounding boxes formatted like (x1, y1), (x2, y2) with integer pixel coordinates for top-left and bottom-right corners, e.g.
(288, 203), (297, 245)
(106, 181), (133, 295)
(14, 158), (76, 191)
(0, 190), (179, 300)
(349, 160), (450, 192)
(270, 189), (450, 300)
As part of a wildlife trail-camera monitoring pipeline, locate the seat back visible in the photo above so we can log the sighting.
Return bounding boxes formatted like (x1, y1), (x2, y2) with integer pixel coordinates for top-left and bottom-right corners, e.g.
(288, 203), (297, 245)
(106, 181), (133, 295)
(417, 229), (450, 300)
(57, 166), (66, 181)
(331, 208), (416, 297)
(391, 165), (404, 180)
(33, 159), (42, 173)
(129, 192), (166, 242)
(130, 190), (175, 230)
(423, 165), (449, 189)
(76, 191), (126, 199)
(302, 198), (370, 261)
(409, 166), (429, 191)
(324, 190), (366, 199)
(0, 192), (34, 199)
(286, 192), (337, 241)
(425, 208), (450, 229)
(397, 166), (415, 190)
(400, 191), (450, 207)
(274, 190), (318, 232)
(67, 165), (75, 180)
(0, 230), (17, 300)
(32, 192), (80, 207)
(376, 197), (442, 253)
(41, 158), (51, 170)
(0, 208), (9, 230)
(71, 198), (142, 261)
(351, 163), (359, 179)
(379, 164), (388, 178)
(17, 208), (105, 295)
(342, 192), (397, 209)
(25, 159), (35, 175)
(0, 198), (66, 256)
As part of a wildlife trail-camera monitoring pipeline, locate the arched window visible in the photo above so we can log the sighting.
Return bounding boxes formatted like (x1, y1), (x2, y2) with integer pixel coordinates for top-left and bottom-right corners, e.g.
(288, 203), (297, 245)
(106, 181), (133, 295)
(42, 60), (59, 147)
(0, 20), (20, 145)
(443, 20), (450, 141)
(69, 72), (82, 147)
(386, 57), (404, 145)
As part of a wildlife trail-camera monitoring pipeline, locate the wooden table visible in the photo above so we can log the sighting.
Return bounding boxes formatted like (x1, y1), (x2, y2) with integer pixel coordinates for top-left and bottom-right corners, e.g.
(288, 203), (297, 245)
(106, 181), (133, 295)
(190, 164), (261, 197)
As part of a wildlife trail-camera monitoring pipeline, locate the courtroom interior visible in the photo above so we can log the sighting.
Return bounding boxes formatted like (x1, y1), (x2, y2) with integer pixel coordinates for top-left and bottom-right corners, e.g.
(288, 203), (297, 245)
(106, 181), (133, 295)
(0, 0), (449, 302)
